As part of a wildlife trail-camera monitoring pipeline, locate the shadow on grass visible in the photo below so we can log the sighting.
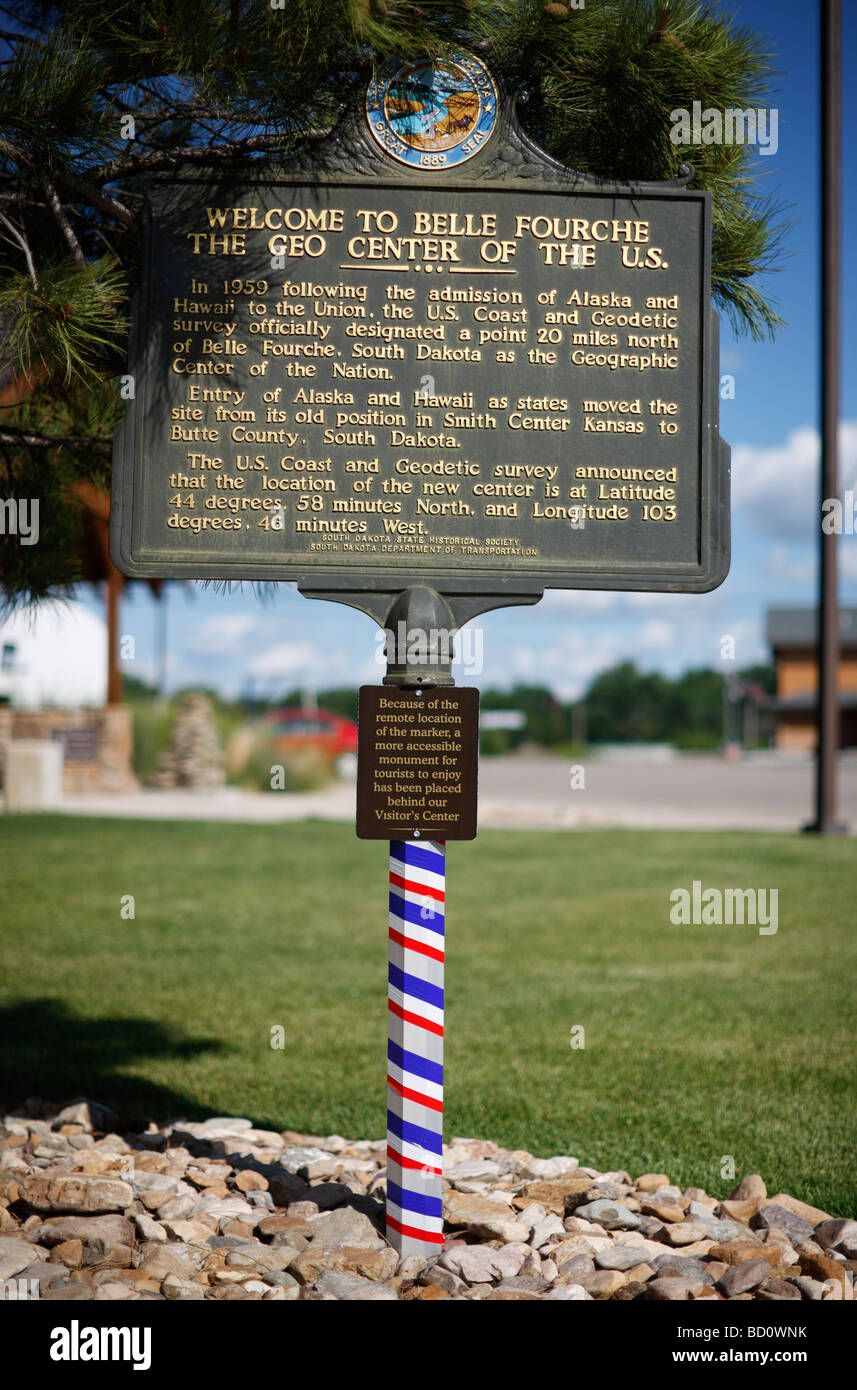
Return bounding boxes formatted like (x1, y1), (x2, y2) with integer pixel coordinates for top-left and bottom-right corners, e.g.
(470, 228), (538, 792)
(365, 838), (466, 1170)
(0, 997), (227, 1129)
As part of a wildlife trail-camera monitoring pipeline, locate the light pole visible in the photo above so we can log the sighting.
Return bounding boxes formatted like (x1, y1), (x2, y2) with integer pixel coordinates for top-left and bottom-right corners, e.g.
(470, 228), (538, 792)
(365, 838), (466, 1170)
(809, 0), (844, 832)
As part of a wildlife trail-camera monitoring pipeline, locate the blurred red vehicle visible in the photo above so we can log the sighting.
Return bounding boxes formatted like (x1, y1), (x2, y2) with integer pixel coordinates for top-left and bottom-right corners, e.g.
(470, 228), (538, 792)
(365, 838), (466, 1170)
(259, 707), (358, 776)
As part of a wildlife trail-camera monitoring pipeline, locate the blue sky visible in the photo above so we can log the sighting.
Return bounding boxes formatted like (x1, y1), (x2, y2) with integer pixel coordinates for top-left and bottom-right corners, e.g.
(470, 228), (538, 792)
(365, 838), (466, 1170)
(94, 0), (857, 702)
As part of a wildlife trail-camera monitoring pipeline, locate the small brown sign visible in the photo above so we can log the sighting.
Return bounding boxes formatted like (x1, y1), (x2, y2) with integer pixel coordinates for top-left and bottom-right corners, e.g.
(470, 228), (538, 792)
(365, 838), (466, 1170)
(357, 686), (479, 840)
(51, 726), (99, 763)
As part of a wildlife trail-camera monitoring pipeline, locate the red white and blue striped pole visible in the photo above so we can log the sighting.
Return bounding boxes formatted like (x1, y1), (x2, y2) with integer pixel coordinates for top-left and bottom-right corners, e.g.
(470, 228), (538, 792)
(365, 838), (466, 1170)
(386, 836), (446, 1256)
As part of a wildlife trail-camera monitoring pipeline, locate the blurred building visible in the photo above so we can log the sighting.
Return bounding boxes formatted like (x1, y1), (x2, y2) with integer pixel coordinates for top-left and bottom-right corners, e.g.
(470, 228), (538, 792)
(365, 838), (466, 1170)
(767, 607), (857, 751)
(0, 601), (106, 708)
(0, 600), (135, 792)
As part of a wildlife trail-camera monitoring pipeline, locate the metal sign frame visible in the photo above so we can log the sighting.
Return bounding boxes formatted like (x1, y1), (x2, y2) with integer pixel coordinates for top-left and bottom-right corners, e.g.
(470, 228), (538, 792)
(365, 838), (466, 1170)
(111, 71), (730, 615)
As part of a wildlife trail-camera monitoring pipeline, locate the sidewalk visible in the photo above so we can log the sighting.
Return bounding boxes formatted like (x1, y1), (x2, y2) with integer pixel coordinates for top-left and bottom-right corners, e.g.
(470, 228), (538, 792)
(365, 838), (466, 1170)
(27, 752), (856, 833)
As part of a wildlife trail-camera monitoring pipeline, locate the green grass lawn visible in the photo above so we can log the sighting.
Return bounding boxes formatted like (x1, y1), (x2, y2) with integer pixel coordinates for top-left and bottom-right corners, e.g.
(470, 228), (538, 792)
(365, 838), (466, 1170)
(1, 815), (855, 1215)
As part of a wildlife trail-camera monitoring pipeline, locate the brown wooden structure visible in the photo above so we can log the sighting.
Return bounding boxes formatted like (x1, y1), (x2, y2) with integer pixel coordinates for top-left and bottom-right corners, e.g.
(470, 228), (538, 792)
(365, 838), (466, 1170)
(767, 607), (857, 751)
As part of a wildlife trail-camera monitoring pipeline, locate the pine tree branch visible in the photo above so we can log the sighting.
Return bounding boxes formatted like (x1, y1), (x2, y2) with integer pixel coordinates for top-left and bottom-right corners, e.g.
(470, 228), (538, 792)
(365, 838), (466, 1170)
(0, 194), (49, 214)
(91, 225), (121, 259)
(0, 29), (41, 44)
(41, 177), (85, 266)
(58, 176), (135, 231)
(0, 211), (39, 290)
(91, 132), (289, 184)
(0, 426), (112, 453)
(0, 5), (47, 34)
(0, 133), (31, 168)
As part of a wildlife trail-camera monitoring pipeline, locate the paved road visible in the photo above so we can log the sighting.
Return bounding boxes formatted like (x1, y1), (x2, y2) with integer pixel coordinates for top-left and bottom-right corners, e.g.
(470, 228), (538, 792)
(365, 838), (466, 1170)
(47, 752), (857, 832)
(477, 751), (857, 832)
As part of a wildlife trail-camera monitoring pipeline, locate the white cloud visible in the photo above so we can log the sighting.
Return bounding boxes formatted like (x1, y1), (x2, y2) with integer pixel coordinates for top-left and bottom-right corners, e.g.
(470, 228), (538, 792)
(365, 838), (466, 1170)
(185, 615), (258, 652)
(732, 420), (857, 539)
(358, 653), (385, 683)
(492, 627), (637, 700)
(766, 543), (815, 584)
(638, 619), (676, 651)
(509, 646), (538, 678)
(247, 643), (314, 681)
(476, 597), (772, 701)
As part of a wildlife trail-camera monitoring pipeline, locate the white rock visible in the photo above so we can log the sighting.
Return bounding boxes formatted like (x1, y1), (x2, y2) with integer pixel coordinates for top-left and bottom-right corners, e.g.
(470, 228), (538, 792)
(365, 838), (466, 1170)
(531, 1215), (565, 1248)
(440, 1243), (526, 1284)
(663, 1221), (711, 1246)
(199, 1116), (253, 1133)
(315, 1269), (398, 1300)
(228, 1130), (285, 1150)
(471, 1187), (516, 1208)
(448, 1159), (502, 1181)
(519, 1156), (579, 1180)
(563, 1216), (609, 1236)
(479, 1219), (531, 1243)
(194, 1194), (255, 1219)
(0, 1244), (38, 1280)
(161, 1274), (205, 1300)
(279, 1148), (340, 1180)
(315, 1135), (348, 1154)
(161, 1219), (214, 1244)
(0, 1150), (28, 1171)
(134, 1213), (167, 1243)
(132, 1172), (190, 1195)
(550, 1234), (614, 1258)
(218, 1213), (263, 1232)
(157, 1195), (197, 1222)
(515, 1203), (547, 1229)
(498, 1242), (534, 1264)
(617, 1236), (674, 1261)
(793, 1276), (825, 1300)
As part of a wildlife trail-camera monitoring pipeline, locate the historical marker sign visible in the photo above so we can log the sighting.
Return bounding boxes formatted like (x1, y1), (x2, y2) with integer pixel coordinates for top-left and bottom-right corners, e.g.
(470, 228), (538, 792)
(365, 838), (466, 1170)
(111, 53), (729, 597)
(107, 51), (733, 1265)
(356, 686), (479, 840)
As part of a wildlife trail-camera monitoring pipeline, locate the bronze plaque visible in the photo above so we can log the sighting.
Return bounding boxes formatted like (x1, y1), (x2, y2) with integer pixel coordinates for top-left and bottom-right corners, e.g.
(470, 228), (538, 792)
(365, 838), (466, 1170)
(356, 686), (478, 840)
(110, 62), (729, 597)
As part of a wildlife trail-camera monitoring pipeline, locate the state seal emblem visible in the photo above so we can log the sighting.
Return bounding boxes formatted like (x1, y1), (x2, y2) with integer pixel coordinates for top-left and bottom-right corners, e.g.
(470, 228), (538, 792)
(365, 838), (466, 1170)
(365, 52), (498, 170)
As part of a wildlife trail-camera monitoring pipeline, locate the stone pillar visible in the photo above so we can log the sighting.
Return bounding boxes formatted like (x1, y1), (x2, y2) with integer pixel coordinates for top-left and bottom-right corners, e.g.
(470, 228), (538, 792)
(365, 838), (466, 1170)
(4, 739), (63, 810)
(156, 693), (225, 788)
(99, 705), (138, 792)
